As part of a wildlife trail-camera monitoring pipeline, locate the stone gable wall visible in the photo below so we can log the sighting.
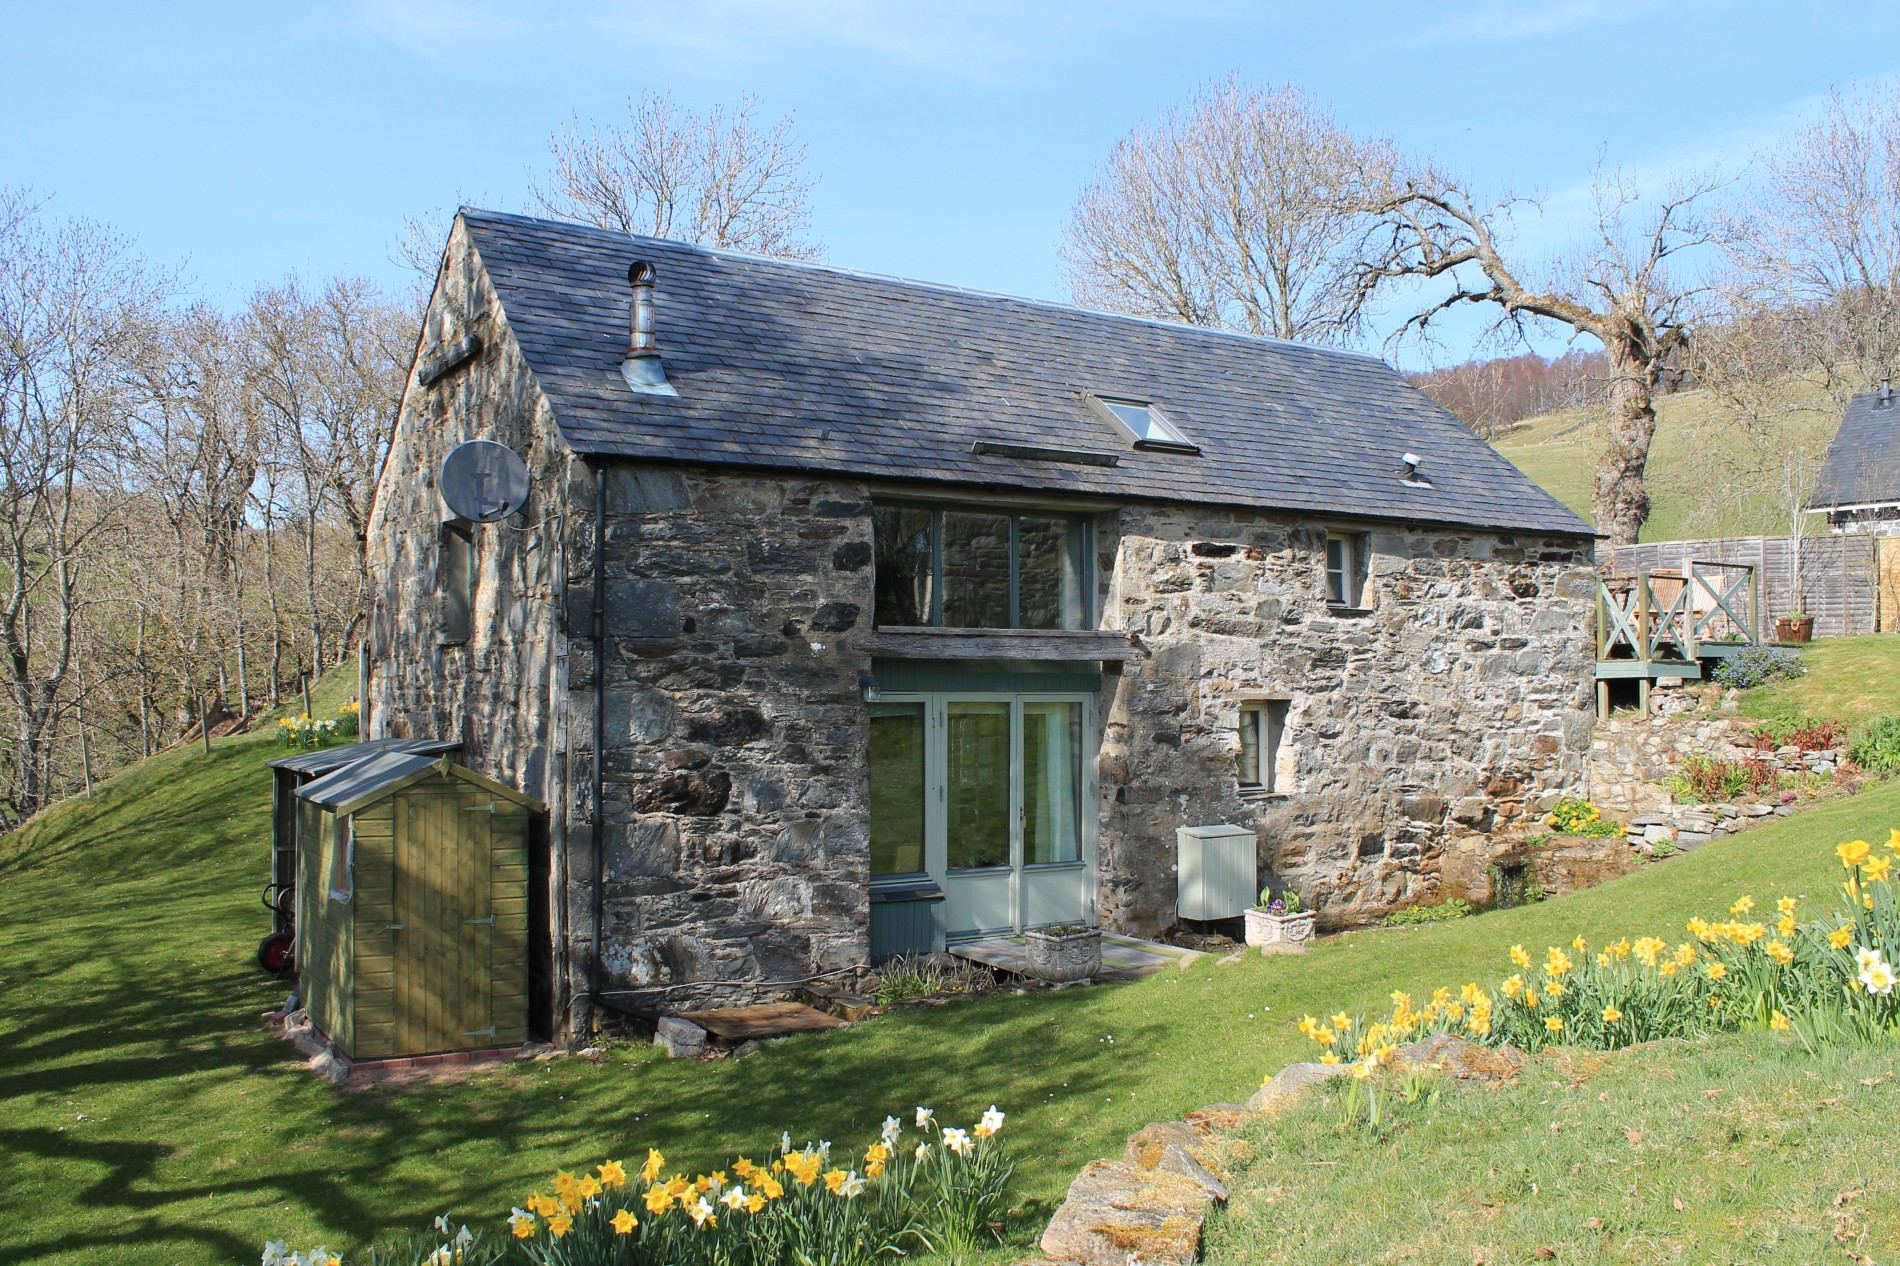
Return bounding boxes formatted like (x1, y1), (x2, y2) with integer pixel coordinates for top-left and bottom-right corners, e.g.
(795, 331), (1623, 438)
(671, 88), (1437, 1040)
(1099, 509), (1596, 932)
(567, 468), (878, 1008)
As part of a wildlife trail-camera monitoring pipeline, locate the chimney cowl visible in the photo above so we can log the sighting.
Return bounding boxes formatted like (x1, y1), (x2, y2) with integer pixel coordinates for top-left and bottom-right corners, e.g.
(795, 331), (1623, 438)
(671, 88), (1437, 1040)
(620, 259), (678, 396)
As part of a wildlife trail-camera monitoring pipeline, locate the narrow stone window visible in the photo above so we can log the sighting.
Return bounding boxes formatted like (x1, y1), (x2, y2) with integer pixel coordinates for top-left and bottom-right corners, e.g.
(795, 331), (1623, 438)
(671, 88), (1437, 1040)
(1237, 700), (1288, 793)
(439, 522), (473, 645)
(1324, 532), (1369, 608)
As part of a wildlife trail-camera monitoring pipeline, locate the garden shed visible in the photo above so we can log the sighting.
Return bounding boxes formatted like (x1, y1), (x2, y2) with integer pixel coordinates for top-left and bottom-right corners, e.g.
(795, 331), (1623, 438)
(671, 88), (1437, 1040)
(295, 750), (544, 1060)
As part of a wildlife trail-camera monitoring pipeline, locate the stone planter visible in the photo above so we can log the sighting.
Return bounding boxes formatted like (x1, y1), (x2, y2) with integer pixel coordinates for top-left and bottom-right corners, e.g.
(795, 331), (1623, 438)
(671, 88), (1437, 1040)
(1024, 927), (1102, 983)
(1774, 614), (1814, 644)
(1244, 908), (1316, 952)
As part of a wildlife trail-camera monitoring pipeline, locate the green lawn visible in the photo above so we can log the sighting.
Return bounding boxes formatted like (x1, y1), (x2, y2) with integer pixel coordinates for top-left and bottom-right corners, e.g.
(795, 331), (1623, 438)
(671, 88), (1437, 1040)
(3, 706), (1898, 1264)
(1208, 1031), (1900, 1263)
(1736, 633), (1900, 729)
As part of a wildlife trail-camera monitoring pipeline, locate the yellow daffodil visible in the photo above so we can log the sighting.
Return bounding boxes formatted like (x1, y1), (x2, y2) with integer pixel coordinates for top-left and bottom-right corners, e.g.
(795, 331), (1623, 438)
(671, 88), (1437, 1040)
(1545, 1015), (1564, 1032)
(1889, 827), (1900, 853)
(547, 1214), (573, 1238)
(1778, 916), (1797, 938)
(1658, 960), (1678, 977)
(1319, 1052), (1341, 1064)
(578, 1175), (602, 1201)
(1572, 935), (1588, 953)
(1510, 944), (1532, 968)
(641, 1149), (666, 1184)
(1501, 974), (1525, 999)
(599, 1160), (627, 1190)
(1705, 962), (1728, 981)
(784, 1152), (823, 1186)
(1731, 895), (1755, 916)
(1777, 896), (1798, 915)
(611, 1208), (637, 1234)
(1769, 1011), (1791, 1031)
(1603, 1006), (1622, 1023)
(761, 1176), (784, 1200)
(1865, 855), (1894, 884)
(1830, 925), (1855, 950)
(1544, 980), (1565, 998)
(508, 1210), (535, 1239)
(1331, 1012), (1353, 1031)
(1839, 839), (1872, 868)
(644, 1188), (674, 1216)
(1766, 940), (1794, 965)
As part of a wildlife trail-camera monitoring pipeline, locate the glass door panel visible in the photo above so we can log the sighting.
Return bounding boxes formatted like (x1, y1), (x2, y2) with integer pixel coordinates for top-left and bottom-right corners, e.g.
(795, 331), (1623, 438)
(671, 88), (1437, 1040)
(869, 702), (927, 876)
(1022, 701), (1082, 864)
(946, 701), (1011, 869)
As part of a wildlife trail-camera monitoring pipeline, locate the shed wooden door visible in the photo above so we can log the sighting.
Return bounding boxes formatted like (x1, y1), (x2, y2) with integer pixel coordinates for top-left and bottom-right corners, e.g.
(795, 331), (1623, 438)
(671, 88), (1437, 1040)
(391, 780), (496, 1054)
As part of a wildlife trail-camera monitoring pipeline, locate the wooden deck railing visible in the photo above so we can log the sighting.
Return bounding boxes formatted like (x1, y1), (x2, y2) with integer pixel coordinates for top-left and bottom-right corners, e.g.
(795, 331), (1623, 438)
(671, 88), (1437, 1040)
(1595, 561), (1760, 661)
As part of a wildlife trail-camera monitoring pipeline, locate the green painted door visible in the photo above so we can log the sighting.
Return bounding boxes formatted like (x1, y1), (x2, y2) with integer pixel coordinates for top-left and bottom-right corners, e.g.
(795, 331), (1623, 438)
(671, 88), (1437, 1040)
(390, 781), (496, 1055)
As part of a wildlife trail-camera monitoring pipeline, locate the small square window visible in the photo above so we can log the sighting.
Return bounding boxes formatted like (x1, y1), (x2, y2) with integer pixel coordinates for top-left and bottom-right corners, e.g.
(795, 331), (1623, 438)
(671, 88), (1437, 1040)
(1238, 701), (1288, 793)
(1089, 395), (1198, 452)
(1325, 533), (1369, 608)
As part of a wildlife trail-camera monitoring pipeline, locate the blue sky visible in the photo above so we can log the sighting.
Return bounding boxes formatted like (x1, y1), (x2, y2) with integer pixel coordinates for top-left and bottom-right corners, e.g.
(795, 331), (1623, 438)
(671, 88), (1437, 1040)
(5, 1), (1899, 367)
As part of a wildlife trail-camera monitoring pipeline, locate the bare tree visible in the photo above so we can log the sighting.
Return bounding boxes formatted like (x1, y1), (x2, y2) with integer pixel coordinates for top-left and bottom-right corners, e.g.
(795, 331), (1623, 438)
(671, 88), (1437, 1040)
(1728, 83), (1900, 396)
(1062, 77), (1392, 344)
(1356, 164), (1726, 544)
(0, 190), (169, 820)
(530, 92), (822, 260)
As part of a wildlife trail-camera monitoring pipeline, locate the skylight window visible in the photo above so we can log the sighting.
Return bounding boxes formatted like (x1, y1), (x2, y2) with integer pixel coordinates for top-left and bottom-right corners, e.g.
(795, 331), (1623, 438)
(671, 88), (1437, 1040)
(1088, 395), (1199, 453)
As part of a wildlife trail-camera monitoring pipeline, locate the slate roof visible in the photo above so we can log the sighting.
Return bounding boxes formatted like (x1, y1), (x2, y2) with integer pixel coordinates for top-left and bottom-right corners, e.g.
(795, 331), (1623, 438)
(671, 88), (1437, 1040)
(459, 209), (1593, 538)
(1811, 390), (1900, 509)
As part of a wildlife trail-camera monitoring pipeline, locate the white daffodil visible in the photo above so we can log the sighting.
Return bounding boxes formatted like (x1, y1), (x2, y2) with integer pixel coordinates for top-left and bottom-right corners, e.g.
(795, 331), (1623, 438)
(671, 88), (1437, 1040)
(943, 1127), (973, 1156)
(915, 1106), (935, 1129)
(1862, 959), (1898, 995)
(914, 1141), (932, 1161)
(977, 1105), (1006, 1137)
(426, 1247), (452, 1266)
(839, 1171), (868, 1198)
(262, 1241), (289, 1266)
(453, 1226), (473, 1248)
(818, 1139), (832, 1160)
(435, 1215), (453, 1234)
(687, 1197), (716, 1228)
(881, 1115), (903, 1148)
(720, 1184), (749, 1211)
(507, 1208), (535, 1235)
(1856, 946), (1884, 973)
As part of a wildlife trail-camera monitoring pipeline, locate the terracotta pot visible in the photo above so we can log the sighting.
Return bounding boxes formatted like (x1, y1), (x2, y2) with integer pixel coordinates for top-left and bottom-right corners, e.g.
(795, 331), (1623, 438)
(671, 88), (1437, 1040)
(1774, 615), (1814, 644)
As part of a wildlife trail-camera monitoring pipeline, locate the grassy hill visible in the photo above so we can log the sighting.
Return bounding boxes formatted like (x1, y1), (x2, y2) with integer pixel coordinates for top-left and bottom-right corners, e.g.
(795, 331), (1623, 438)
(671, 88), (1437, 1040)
(1491, 388), (1842, 543)
(3, 676), (1900, 1262)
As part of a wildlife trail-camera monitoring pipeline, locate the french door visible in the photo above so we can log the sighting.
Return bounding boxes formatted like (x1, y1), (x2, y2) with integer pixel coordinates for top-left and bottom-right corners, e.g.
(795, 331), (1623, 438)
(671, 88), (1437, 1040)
(869, 693), (1095, 939)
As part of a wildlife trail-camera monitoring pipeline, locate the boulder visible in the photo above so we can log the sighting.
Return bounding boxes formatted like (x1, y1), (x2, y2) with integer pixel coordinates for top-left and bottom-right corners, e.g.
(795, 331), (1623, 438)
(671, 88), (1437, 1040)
(654, 1015), (709, 1059)
(1039, 1161), (1212, 1266)
(1123, 1121), (1229, 1201)
(1244, 1060), (1346, 1113)
(1392, 1032), (1524, 1080)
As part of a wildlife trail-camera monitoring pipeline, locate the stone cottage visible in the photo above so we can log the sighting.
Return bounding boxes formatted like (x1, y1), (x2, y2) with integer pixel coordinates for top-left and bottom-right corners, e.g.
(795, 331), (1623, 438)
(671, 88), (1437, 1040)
(364, 208), (1597, 1028)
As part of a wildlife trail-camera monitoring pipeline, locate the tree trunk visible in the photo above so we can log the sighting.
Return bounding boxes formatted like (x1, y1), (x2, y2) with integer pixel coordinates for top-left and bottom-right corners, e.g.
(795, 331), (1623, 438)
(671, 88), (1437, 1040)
(1591, 336), (1658, 545)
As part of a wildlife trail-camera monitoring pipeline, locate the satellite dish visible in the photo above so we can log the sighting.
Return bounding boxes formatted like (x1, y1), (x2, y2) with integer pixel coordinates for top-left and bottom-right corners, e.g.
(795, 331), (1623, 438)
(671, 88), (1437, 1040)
(439, 440), (530, 523)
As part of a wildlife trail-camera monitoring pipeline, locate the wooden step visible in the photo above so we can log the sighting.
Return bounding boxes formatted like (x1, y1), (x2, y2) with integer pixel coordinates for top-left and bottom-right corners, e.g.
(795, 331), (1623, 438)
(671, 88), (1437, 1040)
(674, 1001), (848, 1043)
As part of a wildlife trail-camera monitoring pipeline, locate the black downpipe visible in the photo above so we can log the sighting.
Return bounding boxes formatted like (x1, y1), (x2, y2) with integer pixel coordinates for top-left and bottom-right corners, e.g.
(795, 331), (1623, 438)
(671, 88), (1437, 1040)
(589, 465), (607, 1021)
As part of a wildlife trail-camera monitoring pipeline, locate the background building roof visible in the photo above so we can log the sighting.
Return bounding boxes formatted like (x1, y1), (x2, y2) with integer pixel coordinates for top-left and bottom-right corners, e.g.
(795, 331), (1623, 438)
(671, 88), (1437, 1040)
(459, 209), (1593, 538)
(1811, 389), (1900, 510)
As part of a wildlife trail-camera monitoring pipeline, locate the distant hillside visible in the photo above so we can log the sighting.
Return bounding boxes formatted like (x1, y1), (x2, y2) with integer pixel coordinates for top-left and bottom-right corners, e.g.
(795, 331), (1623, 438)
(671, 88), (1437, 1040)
(1489, 388), (1844, 543)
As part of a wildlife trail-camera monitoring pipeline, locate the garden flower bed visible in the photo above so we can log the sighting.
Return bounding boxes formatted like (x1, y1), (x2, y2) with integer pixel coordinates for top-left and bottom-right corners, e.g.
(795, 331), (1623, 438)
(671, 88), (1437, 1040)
(262, 1105), (1013, 1266)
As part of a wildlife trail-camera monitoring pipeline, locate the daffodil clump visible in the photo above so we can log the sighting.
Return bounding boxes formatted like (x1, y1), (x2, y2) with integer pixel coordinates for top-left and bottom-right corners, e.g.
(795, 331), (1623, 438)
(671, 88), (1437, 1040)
(264, 1106), (1013, 1266)
(275, 703), (359, 749)
(1292, 828), (1900, 1079)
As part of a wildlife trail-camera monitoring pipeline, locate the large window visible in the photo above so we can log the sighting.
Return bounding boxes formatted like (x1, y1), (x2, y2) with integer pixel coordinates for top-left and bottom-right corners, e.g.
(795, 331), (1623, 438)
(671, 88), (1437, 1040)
(869, 702), (927, 876)
(872, 505), (1088, 629)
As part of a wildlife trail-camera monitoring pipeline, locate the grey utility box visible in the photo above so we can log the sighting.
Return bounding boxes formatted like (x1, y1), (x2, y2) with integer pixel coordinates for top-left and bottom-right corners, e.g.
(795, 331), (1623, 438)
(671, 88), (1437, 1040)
(1176, 824), (1257, 920)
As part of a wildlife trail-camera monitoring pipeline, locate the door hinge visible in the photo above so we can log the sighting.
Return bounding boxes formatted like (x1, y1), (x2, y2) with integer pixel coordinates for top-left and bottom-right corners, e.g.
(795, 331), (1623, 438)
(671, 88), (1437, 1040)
(464, 914), (497, 925)
(461, 1026), (497, 1038)
(382, 922), (406, 931)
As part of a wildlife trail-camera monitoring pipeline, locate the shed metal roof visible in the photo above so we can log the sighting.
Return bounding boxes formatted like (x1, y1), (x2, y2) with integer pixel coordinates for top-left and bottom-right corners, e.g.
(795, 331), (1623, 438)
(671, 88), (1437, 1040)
(267, 737), (460, 777)
(297, 751), (546, 816)
(458, 209), (1593, 538)
(1811, 390), (1900, 509)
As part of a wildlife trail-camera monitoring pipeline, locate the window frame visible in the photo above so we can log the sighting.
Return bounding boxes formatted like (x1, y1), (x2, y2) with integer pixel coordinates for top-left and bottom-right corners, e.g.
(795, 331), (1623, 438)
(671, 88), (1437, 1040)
(872, 502), (1094, 631)
(1085, 394), (1200, 454)
(1236, 698), (1290, 796)
(1323, 531), (1371, 610)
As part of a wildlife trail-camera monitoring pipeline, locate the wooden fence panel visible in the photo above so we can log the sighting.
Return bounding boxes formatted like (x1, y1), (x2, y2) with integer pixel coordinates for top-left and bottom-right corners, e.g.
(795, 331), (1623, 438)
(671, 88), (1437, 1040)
(1602, 535), (1879, 638)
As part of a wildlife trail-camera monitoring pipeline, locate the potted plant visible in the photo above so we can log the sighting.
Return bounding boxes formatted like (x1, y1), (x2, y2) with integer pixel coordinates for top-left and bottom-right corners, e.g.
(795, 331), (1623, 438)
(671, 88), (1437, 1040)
(1774, 611), (1814, 644)
(1023, 923), (1102, 983)
(1244, 887), (1316, 952)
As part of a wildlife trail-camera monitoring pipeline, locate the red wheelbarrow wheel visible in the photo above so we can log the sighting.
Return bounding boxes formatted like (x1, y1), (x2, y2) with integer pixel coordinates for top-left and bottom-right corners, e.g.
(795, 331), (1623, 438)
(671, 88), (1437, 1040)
(257, 930), (295, 977)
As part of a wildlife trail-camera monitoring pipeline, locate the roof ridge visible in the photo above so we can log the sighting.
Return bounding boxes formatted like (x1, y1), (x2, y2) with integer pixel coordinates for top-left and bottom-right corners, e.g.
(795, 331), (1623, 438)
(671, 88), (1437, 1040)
(457, 206), (1389, 367)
